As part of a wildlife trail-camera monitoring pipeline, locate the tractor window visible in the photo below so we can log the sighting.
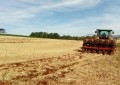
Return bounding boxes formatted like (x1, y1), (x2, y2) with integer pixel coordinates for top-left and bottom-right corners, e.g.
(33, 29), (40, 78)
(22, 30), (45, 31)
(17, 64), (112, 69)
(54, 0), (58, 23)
(100, 31), (110, 38)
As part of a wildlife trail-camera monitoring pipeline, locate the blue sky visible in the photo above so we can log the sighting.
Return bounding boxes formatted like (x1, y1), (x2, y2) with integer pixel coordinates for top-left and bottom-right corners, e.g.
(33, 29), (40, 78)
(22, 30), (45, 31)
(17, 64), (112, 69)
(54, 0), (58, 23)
(0, 0), (120, 36)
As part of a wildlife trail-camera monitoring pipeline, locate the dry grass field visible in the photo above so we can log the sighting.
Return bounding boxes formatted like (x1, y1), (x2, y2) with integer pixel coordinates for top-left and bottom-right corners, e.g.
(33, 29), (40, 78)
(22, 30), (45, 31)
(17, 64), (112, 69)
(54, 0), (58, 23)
(0, 35), (120, 85)
(0, 36), (82, 64)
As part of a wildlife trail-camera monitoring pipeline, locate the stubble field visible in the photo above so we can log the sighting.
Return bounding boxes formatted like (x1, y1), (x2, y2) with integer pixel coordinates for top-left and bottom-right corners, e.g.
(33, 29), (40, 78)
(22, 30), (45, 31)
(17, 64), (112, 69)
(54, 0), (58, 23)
(0, 36), (120, 85)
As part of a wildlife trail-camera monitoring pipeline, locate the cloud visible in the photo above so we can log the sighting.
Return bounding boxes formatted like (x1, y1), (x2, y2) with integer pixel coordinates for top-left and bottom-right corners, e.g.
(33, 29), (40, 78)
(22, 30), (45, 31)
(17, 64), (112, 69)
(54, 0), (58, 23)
(0, 0), (101, 24)
(1, 0), (119, 36)
(45, 4), (120, 36)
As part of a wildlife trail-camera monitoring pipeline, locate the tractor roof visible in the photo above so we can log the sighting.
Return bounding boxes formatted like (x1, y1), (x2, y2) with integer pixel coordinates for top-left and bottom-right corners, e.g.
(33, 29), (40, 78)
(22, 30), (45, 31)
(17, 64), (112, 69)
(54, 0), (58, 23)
(97, 29), (113, 31)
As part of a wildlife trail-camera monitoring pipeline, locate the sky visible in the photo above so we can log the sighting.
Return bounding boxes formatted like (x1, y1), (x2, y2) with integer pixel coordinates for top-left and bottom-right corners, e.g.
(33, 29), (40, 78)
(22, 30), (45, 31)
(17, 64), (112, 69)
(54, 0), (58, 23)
(0, 0), (120, 36)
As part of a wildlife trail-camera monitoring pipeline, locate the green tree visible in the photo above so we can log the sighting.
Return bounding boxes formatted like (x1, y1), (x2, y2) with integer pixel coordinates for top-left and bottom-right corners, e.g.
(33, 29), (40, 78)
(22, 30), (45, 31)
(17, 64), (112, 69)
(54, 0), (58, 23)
(30, 31), (84, 40)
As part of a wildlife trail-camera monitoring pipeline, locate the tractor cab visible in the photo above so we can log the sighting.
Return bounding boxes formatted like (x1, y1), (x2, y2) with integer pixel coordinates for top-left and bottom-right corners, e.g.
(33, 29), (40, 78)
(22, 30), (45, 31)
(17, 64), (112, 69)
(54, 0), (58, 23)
(95, 29), (114, 39)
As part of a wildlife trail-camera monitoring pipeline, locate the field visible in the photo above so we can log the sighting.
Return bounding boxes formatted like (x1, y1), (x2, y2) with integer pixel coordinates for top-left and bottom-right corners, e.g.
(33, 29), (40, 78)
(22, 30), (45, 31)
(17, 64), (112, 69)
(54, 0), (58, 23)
(0, 36), (120, 85)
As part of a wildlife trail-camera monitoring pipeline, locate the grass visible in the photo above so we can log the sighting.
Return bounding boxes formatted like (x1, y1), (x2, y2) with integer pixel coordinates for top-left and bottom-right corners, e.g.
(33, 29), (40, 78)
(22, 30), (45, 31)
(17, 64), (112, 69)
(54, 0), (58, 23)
(115, 43), (120, 68)
(117, 43), (120, 50)
(0, 35), (120, 85)
(0, 36), (81, 64)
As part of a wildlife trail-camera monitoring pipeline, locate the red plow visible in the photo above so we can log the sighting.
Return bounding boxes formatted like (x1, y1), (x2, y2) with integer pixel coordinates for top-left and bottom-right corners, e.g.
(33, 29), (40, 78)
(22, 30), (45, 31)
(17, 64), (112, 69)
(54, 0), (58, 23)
(82, 29), (116, 55)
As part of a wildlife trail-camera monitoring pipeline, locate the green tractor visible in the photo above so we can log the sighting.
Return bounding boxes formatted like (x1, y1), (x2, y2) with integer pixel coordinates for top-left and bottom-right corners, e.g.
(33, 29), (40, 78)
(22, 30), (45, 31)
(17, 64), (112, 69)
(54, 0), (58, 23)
(82, 29), (116, 54)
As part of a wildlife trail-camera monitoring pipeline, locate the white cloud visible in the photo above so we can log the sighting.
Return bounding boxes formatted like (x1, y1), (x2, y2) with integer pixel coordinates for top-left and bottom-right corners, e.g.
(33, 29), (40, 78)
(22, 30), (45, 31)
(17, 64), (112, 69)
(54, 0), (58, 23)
(1, 0), (120, 36)
(45, 5), (120, 36)
(0, 0), (101, 24)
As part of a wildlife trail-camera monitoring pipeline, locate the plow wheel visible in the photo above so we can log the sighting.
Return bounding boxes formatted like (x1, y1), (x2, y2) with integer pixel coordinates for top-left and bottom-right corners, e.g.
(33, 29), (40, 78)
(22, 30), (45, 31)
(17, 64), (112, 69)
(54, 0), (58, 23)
(102, 50), (105, 55)
(102, 50), (109, 55)
(109, 50), (114, 55)
(104, 50), (108, 55)
(82, 48), (85, 52)
(96, 50), (99, 54)
(82, 48), (87, 53)
(92, 49), (96, 53)
(87, 49), (91, 53)
(97, 50), (102, 54)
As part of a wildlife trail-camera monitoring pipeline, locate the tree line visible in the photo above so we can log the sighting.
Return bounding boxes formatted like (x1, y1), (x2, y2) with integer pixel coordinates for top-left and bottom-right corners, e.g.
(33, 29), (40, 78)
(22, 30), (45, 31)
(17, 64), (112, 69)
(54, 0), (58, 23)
(30, 32), (86, 40)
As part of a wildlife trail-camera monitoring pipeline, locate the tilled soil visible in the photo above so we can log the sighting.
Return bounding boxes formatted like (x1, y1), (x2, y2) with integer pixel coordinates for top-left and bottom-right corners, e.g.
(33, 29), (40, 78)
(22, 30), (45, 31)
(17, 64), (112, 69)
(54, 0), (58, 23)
(0, 36), (119, 85)
(0, 51), (119, 85)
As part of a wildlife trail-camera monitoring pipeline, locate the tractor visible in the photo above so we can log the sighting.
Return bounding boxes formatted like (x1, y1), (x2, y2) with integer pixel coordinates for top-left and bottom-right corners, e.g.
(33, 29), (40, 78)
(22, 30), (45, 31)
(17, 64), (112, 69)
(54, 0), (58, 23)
(82, 29), (116, 55)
